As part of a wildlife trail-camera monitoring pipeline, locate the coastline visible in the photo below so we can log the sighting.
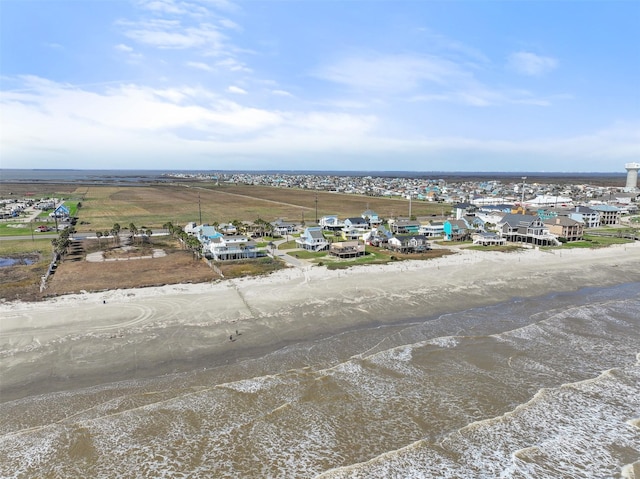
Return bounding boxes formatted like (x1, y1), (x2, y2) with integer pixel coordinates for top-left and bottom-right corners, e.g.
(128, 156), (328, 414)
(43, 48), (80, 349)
(2, 243), (640, 402)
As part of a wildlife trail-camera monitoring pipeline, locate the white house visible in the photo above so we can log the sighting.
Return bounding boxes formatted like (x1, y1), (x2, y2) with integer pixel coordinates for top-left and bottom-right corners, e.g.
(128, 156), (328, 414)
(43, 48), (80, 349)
(207, 235), (257, 261)
(296, 227), (329, 251)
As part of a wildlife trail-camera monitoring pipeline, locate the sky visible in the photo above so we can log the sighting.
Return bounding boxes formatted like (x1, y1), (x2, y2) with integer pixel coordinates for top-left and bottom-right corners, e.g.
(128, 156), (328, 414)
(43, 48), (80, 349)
(1, 0), (639, 172)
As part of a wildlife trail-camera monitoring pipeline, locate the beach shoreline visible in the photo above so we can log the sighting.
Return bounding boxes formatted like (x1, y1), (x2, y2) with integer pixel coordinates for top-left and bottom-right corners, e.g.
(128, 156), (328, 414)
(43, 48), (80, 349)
(2, 243), (640, 402)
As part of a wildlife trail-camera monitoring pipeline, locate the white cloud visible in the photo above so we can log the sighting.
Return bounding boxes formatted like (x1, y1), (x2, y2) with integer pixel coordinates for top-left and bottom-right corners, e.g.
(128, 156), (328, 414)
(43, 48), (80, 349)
(271, 89), (292, 97)
(227, 85), (247, 94)
(115, 43), (134, 52)
(186, 61), (213, 71)
(315, 53), (468, 93)
(215, 58), (251, 72)
(2, 76), (636, 171)
(508, 51), (558, 76)
(119, 19), (227, 50)
(136, 0), (209, 16)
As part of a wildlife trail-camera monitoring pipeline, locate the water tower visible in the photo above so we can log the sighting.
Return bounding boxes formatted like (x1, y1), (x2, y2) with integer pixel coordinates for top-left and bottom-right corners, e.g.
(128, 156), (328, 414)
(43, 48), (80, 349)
(625, 162), (640, 192)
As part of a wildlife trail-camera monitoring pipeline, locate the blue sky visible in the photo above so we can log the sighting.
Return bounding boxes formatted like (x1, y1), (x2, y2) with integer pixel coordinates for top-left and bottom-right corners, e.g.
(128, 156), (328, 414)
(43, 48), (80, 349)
(1, 0), (638, 172)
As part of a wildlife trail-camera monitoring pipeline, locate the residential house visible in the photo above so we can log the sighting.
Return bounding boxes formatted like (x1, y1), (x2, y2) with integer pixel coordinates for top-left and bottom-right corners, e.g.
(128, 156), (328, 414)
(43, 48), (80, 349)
(453, 203), (478, 220)
(206, 235), (258, 261)
(184, 222), (198, 234)
(363, 226), (392, 246)
(443, 219), (470, 241)
(387, 234), (429, 253)
(329, 241), (365, 258)
(271, 219), (297, 236)
(591, 205), (620, 225)
(571, 206), (600, 228)
(463, 215), (485, 231)
(472, 232), (506, 246)
(391, 219), (421, 234)
(49, 204), (70, 219)
(319, 215), (344, 231)
(361, 210), (382, 227)
(497, 214), (559, 246)
(343, 217), (369, 230)
(296, 227), (329, 251)
(219, 223), (238, 235)
(419, 221), (444, 237)
(543, 217), (584, 242)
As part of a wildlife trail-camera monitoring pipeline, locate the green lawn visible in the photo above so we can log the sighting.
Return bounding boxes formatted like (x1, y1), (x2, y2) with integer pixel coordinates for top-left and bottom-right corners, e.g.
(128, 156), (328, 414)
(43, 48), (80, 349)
(560, 234), (634, 248)
(0, 238), (54, 255)
(0, 222), (57, 237)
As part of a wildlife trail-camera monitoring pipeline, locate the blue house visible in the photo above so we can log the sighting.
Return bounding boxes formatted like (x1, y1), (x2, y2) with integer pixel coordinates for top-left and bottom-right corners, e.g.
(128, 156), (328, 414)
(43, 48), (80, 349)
(50, 204), (70, 218)
(443, 219), (470, 241)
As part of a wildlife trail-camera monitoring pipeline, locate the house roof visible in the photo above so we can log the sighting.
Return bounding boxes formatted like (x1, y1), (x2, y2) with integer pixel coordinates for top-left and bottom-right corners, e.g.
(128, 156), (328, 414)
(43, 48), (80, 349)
(544, 217), (583, 226)
(446, 219), (468, 229)
(499, 213), (539, 227)
(591, 205), (619, 212)
(346, 217), (368, 225)
(574, 206), (596, 214)
(303, 227), (325, 239)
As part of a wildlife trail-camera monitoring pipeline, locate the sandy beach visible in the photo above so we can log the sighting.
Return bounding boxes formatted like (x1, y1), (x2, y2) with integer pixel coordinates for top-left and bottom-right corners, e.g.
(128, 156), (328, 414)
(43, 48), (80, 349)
(2, 243), (639, 402)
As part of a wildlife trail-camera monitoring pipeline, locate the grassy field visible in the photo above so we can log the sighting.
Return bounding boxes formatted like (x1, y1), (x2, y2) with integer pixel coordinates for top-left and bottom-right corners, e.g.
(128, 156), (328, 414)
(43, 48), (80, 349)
(560, 234), (634, 248)
(61, 183), (450, 233)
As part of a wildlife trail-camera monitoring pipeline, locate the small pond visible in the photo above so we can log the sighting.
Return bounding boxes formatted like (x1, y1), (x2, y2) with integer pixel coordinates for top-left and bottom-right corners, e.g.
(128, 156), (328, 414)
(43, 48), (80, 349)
(0, 257), (37, 267)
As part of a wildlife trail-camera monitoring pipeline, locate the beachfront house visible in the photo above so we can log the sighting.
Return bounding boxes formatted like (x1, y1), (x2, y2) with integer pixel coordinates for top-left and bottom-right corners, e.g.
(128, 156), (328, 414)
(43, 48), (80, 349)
(329, 241), (365, 258)
(387, 234), (429, 253)
(472, 232), (506, 246)
(497, 214), (560, 246)
(443, 219), (470, 241)
(543, 217), (584, 242)
(363, 226), (392, 246)
(206, 235), (257, 261)
(591, 205), (620, 225)
(296, 227), (329, 251)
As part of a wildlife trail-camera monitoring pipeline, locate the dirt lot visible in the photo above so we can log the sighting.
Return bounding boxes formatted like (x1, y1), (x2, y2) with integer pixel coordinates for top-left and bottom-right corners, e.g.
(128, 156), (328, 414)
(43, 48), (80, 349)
(45, 249), (220, 297)
(0, 255), (48, 302)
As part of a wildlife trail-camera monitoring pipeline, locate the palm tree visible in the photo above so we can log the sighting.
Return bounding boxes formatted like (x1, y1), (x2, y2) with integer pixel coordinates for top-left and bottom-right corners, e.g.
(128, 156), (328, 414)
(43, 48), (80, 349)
(112, 223), (121, 245)
(129, 223), (138, 244)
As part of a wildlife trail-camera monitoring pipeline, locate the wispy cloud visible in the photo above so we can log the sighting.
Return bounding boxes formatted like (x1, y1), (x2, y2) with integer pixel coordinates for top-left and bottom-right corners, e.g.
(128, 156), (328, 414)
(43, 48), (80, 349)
(227, 85), (247, 94)
(187, 61), (213, 71)
(115, 43), (134, 52)
(314, 53), (468, 93)
(508, 51), (558, 76)
(271, 89), (292, 97)
(118, 19), (227, 50)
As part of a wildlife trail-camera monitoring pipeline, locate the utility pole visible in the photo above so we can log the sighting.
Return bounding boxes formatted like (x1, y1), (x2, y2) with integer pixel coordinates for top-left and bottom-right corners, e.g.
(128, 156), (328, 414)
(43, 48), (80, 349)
(315, 194), (318, 224)
(521, 177), (527, 207)
(198, 193), (202, 225)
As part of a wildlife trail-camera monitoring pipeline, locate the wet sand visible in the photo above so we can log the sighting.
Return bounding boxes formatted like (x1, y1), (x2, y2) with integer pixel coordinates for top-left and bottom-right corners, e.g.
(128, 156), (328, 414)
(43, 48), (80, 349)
(1, 243), (640, 402)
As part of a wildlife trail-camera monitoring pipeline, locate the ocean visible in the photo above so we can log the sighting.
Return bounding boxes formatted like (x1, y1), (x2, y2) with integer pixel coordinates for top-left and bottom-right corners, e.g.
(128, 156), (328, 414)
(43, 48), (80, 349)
(1, 282), (638, 478)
